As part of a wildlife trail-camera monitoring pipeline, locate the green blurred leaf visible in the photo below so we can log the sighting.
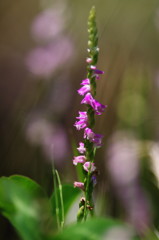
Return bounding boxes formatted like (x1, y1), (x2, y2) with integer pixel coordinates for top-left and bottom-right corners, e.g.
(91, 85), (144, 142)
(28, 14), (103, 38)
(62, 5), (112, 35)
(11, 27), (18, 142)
(142, 230), (159, 240)
(54, 217), (139, 240)
(0, 175), (54, 240)
(50, 184), (80, 224)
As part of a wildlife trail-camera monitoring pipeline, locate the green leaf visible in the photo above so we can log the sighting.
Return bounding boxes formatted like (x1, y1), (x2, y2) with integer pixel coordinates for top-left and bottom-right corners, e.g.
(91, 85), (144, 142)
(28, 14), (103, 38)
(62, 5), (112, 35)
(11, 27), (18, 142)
(142, 230), (159, 240)
(0, 175), (54, 240)
(50, 184), (80, 225)
(54, 217), (139, 240)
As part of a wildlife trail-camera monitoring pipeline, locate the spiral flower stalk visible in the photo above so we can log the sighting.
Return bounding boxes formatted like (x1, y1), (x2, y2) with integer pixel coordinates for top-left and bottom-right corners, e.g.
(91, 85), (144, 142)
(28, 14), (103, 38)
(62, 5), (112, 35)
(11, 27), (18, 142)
(73, 6), (107, 222)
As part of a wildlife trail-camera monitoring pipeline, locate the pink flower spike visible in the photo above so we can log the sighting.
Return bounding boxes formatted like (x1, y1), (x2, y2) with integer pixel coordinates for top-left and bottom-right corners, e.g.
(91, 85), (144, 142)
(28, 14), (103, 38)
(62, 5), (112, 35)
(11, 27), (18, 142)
(90, 65), (104, 74)
(74, 181), (84, 190)
(83, 162), (96, 173)
(84, 128), (95, 141)
(92, 99), (107, 115)
(77, 142), (86, 154)
(74, 120), (87, 130)
(74, 111), (88, 130)
(94, 69), (104, 74)
(86, 57), (92, 63)
(81, 93), (106, 115)
(73, 155), (86, 165)
(77, 84), (91, 96)
(93, 134), (103, 148)
(95, 74), (100, 80)
(90, 65), (96, 70)
(76, 111), (87, 119)
(84, 128), (103, 148)
(81, 78), (90, 85)
(81, 92), (94, 106)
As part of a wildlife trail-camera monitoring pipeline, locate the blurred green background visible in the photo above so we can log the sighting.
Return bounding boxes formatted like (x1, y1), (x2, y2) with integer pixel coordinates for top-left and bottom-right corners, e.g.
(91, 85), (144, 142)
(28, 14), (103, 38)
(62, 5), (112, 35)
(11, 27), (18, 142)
(0, 0), (159, 239)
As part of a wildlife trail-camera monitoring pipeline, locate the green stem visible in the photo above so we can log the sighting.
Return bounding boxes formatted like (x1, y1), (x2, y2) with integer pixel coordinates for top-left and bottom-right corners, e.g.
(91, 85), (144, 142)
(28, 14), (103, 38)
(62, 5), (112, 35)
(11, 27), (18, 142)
(84, 170), (92, 221)
(55, 170), (64, 229)
(83, 140), (95, 221)
(52, 167), (60, 230)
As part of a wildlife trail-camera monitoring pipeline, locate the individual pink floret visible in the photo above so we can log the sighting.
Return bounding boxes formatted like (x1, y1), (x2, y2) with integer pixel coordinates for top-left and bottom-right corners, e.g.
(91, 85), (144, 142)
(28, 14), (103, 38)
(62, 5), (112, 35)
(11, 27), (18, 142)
(77, 142), (86, 154)
(74, 111), (88, 130)
(81, 93), (107, 115)
(90, 65), (104, 74)
(83, 162), (96, 173)
(86, 57), (92, 63)
(73, 155), (86, 165)
(74, 181), (84, 190)
(84, 128), (95, 141)
(91, 98), (107, 115)
(84, 128), (103, 148)
(90, 65), (104, 80)
(81, 92), (94, 105)
(77, 84), (91, 96)
(81, 78), (90, 85)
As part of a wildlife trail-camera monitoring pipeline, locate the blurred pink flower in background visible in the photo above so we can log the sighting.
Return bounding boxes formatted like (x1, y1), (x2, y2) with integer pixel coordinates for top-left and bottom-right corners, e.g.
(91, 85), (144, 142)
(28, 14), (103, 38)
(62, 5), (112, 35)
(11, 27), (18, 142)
(26, 1), (74, 78)
(125, 183), (151, 234)
(24, 2), (73, 167)
(26, 37), (74, 77)
(25, 117), (53, 145)
(106, 131), (151, 235)
(42, 125), (69, 165)
(31, 8), (66, 43)
(107, 132), (140, 185)
(25, 115), (69, 166)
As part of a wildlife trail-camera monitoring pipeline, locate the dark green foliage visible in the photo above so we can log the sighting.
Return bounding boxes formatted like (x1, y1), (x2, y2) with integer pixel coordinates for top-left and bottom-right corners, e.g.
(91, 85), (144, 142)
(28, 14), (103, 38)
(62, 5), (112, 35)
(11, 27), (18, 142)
(54, 218), (139, 240)
(0, 176), (81, 239)
(0, 175), (54, 240)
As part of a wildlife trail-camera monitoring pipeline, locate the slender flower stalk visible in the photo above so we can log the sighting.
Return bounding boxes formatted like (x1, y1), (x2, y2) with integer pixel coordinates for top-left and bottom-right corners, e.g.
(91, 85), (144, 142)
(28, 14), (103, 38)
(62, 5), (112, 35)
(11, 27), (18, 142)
(73, 6), (107, 222)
